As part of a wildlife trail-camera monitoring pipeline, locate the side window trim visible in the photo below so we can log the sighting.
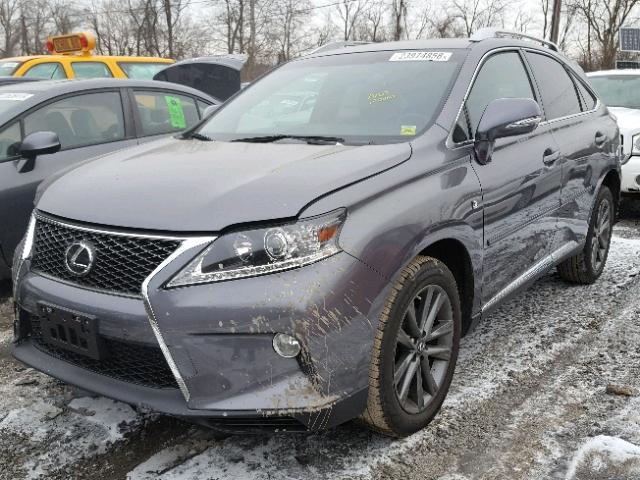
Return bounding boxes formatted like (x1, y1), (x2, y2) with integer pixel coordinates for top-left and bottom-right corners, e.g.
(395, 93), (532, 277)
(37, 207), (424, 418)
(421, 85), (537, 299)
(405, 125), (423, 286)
(448, 48), (538, 148)
(523, 49), (600, 125)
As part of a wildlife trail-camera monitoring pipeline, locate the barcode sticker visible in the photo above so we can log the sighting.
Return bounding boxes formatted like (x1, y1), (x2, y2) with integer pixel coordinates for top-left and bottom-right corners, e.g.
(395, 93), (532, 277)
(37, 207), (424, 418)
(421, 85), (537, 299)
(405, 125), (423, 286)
(389, 51), (452, 62)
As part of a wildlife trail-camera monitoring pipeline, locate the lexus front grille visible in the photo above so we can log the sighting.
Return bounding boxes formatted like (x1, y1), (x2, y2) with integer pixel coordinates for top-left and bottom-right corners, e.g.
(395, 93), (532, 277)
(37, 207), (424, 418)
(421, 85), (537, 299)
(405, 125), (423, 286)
(31, 214), (181, 297)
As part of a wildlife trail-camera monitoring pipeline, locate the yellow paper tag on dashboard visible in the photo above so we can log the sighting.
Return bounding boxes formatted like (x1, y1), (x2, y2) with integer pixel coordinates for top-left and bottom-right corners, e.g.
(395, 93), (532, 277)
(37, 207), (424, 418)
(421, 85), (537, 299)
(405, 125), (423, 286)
(400, 125), (417, 136)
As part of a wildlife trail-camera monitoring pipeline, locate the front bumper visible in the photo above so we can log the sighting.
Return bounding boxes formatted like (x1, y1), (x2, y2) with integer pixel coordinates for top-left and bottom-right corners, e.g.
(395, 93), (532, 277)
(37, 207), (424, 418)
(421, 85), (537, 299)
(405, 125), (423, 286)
(13, 246), (389, 432)
(622, 156), (640, 193)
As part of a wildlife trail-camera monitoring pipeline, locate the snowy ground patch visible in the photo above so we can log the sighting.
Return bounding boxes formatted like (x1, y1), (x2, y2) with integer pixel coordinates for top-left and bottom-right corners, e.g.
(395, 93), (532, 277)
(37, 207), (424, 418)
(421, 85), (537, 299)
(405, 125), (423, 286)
(566, 436), (640, 480)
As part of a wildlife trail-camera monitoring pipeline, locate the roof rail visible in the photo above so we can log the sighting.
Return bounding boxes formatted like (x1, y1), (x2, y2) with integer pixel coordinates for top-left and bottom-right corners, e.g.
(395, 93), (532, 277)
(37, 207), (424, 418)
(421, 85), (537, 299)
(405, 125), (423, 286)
(470, 28), (559, 52)
(308, 40), (373, 55)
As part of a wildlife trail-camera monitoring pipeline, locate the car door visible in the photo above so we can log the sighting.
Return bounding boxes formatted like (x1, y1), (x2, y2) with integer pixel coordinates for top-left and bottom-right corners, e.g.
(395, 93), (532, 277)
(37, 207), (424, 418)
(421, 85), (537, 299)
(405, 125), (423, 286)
(453, 50), (563, 306)
(128, 89), (207, 144)
(0, 90), (136, 266)
(524, 50), (618, 249)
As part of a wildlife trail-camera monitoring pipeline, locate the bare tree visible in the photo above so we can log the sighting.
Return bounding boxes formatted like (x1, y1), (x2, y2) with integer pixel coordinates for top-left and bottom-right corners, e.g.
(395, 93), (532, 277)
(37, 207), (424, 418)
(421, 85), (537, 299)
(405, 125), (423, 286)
(0, 0), (21, 56)
(450, 0), (507, 36)
(569, 0), (640, 69)
(390, 0), (408, 40)
(335, 0), (365, 40)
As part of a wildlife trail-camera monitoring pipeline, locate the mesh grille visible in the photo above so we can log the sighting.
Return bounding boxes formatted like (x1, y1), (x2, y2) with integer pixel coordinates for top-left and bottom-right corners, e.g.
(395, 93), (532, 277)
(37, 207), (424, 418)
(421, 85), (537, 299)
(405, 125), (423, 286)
(31, 216), (181, 296)
(30, 317), (179, 389)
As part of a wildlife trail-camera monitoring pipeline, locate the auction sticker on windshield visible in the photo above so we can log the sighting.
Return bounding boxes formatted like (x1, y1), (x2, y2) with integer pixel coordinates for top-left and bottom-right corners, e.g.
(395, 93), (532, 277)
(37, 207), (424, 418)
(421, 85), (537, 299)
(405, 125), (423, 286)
(0, 93), (33, 101)
(389, 51), (452, 62)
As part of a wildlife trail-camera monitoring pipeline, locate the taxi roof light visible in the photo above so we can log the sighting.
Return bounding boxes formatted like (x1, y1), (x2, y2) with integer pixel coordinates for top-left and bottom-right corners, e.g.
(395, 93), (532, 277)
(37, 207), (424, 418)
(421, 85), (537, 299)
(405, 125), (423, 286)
(46, 32), (95, 56)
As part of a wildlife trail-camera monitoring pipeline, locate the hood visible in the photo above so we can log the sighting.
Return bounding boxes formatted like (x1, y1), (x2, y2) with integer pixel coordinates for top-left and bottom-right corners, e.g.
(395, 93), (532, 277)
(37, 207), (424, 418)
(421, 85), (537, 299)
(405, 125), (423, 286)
(153, 55), (247, 101)
(37, 137), (411, 232)
(608, 106), (640, 133)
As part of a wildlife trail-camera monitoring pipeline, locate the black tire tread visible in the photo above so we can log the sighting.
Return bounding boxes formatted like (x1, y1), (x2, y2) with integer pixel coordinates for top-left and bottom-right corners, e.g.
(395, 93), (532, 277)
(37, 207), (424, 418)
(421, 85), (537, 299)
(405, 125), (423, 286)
(557, 186), (613, 285)
(359, 255), (454, 437)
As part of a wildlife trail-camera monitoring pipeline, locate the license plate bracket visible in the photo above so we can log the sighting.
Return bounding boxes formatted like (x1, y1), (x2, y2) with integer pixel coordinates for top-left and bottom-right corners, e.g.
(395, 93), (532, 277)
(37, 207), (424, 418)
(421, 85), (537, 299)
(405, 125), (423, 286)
(39, 303), (104, 360)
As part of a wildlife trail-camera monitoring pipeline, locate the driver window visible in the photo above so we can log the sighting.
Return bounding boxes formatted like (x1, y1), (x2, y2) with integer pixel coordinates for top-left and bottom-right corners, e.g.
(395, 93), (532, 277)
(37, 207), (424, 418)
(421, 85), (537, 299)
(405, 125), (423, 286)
(459, 52), (535, 141)
(24, 92), (125, 150)
(0, 122), (21, 162)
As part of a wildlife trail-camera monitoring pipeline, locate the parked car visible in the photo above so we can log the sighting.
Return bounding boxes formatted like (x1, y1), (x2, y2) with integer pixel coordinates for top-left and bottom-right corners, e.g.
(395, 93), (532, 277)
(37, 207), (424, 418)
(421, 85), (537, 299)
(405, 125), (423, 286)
(13, 29), (620, 437)
(153, 54), (247, 101)
(0, 78), (217, 279)
(587, 70), (640, 194)
(0, 32), (174, 80)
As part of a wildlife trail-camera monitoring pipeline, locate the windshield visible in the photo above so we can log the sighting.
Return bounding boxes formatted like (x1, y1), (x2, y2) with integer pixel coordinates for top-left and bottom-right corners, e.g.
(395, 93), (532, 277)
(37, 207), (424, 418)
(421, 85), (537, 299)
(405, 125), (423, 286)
(589, 75), (640, 109)
(119, 62), (170, 79)
(197, 50), (464, 144)
(0, 61), (22, 76)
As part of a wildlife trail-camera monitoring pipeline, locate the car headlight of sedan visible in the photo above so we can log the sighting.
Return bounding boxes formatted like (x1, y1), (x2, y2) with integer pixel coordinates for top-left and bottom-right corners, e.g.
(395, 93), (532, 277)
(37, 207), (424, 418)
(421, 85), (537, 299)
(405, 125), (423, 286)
(167, 209), (346, 287)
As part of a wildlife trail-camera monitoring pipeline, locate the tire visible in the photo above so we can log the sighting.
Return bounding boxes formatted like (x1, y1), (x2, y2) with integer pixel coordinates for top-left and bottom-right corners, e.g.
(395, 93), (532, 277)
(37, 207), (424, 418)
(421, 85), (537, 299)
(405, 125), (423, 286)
(557, 186), (614, 284)
(361, 256), (461, 437)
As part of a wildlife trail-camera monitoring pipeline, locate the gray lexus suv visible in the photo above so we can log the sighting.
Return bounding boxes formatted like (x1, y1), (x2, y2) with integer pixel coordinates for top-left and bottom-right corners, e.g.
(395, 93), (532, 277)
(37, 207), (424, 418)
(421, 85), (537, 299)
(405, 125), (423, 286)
(12, 29), (620, 437)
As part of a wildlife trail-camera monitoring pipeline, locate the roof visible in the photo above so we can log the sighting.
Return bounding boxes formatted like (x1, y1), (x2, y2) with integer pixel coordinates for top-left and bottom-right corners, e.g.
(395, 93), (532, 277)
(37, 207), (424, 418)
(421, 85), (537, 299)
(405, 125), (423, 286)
(0, 78), (218, 106)
(0, 55), (173, 63)
(306, 38), (472, 57)
(305, 36), (569, 59)
(587, 69), (640, 77)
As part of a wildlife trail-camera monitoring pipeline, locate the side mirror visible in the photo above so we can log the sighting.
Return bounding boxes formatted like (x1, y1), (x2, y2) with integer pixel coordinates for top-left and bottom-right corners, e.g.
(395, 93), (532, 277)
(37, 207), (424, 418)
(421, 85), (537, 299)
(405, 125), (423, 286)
(474, 98), (542, 165)
(20, 131), (61, 160)
(203, 104), (219, 117)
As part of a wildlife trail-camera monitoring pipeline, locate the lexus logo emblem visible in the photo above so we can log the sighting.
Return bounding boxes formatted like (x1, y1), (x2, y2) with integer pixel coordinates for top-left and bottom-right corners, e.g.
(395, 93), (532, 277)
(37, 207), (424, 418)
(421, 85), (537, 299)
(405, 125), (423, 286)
(64, 241), (96, 276)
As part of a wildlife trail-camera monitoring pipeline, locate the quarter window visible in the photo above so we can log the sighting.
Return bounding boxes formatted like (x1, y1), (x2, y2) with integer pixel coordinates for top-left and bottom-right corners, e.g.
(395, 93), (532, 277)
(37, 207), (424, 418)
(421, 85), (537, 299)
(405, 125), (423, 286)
(24, 92), (125, 149)
(0, 122), (21, 162)
(71, 62), (113, 79)
(526, 52), (582, 120)
(23, 62), (66, 79)
(462, 52), (535, 140)
(133, 91), (200, 136)
(574, 76), (597, 111)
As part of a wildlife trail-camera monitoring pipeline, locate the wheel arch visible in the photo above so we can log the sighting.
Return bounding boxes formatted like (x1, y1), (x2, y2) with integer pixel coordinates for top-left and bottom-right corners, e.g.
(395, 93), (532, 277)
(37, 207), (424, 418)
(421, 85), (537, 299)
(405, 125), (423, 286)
(601, 168), (621, 216)
(418, 237), (476, 335)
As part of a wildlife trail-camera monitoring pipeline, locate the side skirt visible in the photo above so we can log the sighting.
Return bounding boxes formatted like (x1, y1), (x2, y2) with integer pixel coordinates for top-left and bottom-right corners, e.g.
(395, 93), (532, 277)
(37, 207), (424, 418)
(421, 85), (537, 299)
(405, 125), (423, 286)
(480, 241), (580, 317)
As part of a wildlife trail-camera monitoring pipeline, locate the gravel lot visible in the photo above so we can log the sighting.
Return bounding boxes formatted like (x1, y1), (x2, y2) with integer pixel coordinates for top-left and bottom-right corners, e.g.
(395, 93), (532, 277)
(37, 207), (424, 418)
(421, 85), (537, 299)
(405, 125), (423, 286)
(2, 204), (640, 480)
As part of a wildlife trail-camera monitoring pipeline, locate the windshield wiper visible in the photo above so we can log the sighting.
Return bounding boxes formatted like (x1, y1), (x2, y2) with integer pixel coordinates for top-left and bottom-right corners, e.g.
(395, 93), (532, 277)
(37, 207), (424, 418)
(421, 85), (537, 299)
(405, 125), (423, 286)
(231, 134), (345, 144)
(189, 132), (213, 141)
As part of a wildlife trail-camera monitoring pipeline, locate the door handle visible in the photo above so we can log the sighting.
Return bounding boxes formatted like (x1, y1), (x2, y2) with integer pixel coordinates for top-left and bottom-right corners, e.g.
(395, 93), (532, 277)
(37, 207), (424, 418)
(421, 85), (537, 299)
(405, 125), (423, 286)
(543, 148), (560, 165)
(595, 131), (607, 147)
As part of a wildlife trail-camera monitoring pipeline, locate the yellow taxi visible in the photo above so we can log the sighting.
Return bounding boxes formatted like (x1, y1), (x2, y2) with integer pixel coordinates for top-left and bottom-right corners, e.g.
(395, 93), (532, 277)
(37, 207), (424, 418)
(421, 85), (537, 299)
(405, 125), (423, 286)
(0, 32), (174, 80)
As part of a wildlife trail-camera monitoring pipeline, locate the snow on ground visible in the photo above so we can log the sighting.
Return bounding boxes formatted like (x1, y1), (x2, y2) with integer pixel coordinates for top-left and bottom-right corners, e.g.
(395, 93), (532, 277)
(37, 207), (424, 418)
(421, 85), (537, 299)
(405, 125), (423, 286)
(565, 435), (640, 480)
(1, 212), (640, 480)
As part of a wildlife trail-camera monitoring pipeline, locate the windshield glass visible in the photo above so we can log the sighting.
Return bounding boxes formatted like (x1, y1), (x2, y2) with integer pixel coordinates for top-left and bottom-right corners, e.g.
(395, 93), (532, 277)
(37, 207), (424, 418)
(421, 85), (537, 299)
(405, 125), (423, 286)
(0, 61), (22, 76)
(589, 75), (640, 108)
(119, 62), (170, 79)
(197, 50), (465, 144)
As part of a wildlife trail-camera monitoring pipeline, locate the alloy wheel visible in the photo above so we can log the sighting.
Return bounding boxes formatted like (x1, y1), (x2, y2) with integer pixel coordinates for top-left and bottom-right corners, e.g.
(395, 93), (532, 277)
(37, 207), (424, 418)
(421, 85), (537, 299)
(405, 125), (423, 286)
(591, 197), (612, 272)
(393, 284), (454, 414)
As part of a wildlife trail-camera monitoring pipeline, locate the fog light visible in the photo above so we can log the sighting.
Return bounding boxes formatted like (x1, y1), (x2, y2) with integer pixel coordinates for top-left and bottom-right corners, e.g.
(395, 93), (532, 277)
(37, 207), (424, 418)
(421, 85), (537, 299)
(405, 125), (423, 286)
(635, 175), (640, 186)
(273, 333), (301, 358)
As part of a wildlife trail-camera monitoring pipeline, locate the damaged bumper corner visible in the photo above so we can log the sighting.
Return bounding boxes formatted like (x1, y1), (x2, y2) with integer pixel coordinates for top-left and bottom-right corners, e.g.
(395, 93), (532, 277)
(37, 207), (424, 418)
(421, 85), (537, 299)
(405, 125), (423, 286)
(13, 247), (389, 432)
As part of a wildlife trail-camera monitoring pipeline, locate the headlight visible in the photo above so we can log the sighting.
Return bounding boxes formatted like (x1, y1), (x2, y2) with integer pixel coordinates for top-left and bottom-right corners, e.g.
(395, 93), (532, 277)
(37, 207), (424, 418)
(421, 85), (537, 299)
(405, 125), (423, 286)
(632, 133), (640, 155)
(167, 209), (346, 287)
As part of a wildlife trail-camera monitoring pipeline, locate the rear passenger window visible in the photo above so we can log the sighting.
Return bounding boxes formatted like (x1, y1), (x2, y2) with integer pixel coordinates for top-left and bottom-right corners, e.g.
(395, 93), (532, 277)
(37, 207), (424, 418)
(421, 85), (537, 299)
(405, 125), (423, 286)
(71, 62), (113, 79)
(24, 92), (125, 149)
(462, 52), (535, 140)
(23, 62), (66, 79)
(134, 91), (200, 136)
(574, 77), (597, 111)
(526, 52), (582, 120)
